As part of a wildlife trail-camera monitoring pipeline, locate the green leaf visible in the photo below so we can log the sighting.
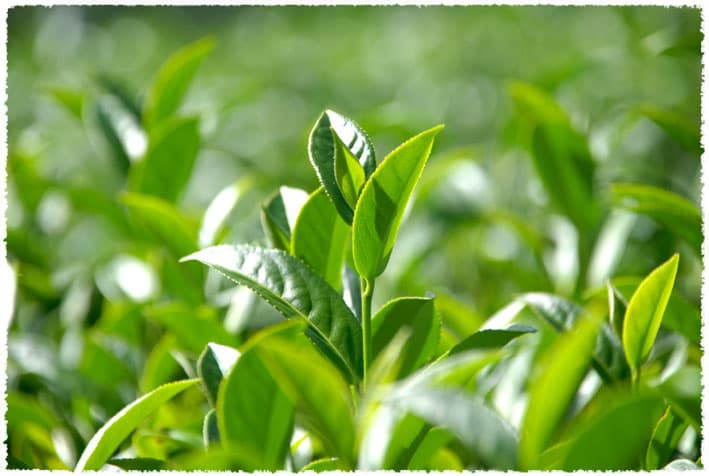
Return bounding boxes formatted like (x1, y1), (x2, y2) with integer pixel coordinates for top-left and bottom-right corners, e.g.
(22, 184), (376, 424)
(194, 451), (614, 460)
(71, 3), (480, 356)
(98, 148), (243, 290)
(446, 324), (536, 357)
(659, 366), (701, 431)
(130, 117), (201, 203)
(608, 282), (628, 340)
(371, 297), (440, 378)
(636, 105), (701, 156)
(558, 391), (664, 470)
(333, 131), (366, 208)
(75, 379), (199, 471)
(107, 457), (166, 470)
(386, 387), (517, 470)
(143, 37), (215, 129)
(261, 186), (309, 251)
(197, 342), (240, 407)
(519, 311), (603, 469)
(623, 254), (680, 378)
(291, 187), (349, 290)
(255, 333), (355, 466)
(181, 244), (363, 382)
(611, 184), (701, 257)
(300, 458), (344, 472)
(199, 176), (258, 248)
(308, 110), (376, 224)
(120, 192), (198, 258)
(217, 323), (296, 471)
(353, 125), (444, 279)
(646, 407), (689, 470)
(203, 409), (220, 447)
(45, 86), (85, 121)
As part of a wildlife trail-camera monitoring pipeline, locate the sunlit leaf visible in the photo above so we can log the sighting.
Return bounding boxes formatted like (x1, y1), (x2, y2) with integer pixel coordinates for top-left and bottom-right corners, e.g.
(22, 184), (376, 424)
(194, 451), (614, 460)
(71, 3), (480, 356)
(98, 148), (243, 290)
(333, 131), (366, 208)
(646, 407), (689, 470)
(261, 186), (309, 251)
(623, 254), (679, 378)
(181, 244), (362, 382)
(353, 125), (444, 280)
(75, 379), (199, 471)
(197, 342), (240, 407)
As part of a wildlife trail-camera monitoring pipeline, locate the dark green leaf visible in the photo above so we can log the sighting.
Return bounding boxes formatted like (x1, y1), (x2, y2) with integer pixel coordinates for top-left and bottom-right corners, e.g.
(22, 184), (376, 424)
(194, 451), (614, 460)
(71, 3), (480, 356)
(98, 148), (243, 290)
(261, 186), (309, 251)
(608, 281), (628, 340)
(75, 379), (199, 471)
(181, 244), (363, 382)
(130, 117), (201, 203)
(611, 184), (701, 257)
(519, 311), (602, 469)
(308, 110), (376, 224)
(198, 342), (240, 407)
(446, 324), (536, 357)
(107, 457), (166, 470)
(646, 407), (689, 470)
(371, 297), (440, 378)
(203, 409), (220, 446)
(143, 37), (215, 129)
(623, 254), (679, 378)
(353, 125), (444, 280)
(291, 187), (349, 290)
(218, 323), (296, 471)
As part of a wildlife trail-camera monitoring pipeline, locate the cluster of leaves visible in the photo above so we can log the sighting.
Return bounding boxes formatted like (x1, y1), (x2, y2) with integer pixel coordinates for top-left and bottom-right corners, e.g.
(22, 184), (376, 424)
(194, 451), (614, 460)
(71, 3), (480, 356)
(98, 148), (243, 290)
(7, 33), (701, 472)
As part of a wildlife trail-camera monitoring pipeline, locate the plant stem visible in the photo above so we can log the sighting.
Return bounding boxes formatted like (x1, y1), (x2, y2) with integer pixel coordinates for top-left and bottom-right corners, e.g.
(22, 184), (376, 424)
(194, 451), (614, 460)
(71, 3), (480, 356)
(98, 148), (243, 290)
(361, 277), (374, 389)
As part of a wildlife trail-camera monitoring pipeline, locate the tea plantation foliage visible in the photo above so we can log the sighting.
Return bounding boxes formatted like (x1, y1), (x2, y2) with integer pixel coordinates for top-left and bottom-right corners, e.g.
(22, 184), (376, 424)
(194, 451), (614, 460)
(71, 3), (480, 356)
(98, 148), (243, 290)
(5, 6), (702, 471)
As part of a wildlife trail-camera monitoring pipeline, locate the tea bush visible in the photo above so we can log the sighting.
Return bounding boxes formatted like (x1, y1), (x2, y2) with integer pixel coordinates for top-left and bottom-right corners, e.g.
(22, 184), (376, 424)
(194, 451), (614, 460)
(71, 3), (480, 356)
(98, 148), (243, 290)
(5, 7), (701, 471)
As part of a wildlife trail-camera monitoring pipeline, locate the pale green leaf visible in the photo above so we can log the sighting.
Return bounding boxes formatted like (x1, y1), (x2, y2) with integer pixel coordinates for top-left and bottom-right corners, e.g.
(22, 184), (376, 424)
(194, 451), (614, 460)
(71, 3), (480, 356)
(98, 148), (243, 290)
(353, 125), (444, 279)
(75, 379), (199, 471)
(333, 131), (366, 208)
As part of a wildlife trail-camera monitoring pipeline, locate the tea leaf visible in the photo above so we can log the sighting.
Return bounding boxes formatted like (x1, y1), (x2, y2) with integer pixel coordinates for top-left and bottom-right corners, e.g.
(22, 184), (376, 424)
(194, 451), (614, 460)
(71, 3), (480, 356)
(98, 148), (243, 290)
(333, 131), (366, 208)
(659, 366), (700, 431)
(519, 311), (602, 469)
(75, 379), (199, 471)
(143, 37), (215, 129)
(446, 325), (536, 357)
(291, 187), (349, 290)
(130, 117), (201, 203)
(203, 409), (220, 446)
(261, 186), (309, 251)
(353, 125), (444, 280)
(371, 297), (439, 378)
(623, 254), (679, 378)
(181, 244), (363, 382)
(107, 458), (166, 471)
(308, 110), (376, 224)
(198, 342), (240, 407)
(218, 324), (295, 471)
(255, 334), (355, 466)
(301, 458), (344, 471)
(645, 407), (689, 470)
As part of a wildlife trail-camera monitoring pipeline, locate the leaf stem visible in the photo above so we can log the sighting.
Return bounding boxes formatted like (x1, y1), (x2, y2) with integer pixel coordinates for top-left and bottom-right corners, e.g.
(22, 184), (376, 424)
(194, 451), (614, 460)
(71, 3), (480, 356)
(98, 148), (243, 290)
(361, 277), (374, 389)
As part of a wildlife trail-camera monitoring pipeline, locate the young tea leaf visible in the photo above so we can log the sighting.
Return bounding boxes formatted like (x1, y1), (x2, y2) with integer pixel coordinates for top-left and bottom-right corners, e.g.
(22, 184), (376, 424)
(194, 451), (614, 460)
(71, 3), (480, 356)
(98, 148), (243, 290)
(333, 131), (366, 209)
(519, 311), (602, 470)
(371, 297), (440, 378)
(445, 324), (536, 357)
(75, 379), (199, 471)
(308, 110), (376, 224)
(622, 254), (679, 378)
(143, 37), (215, 129)
(181, 244), (363, 382)
(261, 186), (309, 251)
(291, 187), (349, 290)
(353, 125), (444, 280)
(645, 407), (689, 470)
(198, 342), (240, 407)
(203, 409), (220, 447)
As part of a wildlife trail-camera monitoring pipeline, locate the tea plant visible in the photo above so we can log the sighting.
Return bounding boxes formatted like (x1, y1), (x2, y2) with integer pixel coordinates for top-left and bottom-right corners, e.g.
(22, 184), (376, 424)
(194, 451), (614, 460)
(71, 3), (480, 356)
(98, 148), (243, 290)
(72, 108), (700, 471)
(6, 28), (701, 472)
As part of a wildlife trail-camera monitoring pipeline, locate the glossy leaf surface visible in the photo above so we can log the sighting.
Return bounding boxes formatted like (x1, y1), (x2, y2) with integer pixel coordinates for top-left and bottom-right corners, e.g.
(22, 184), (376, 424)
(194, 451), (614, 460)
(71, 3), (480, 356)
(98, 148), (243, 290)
(261, 186), (309, 251)
(291, 187), (349, 290)
(353, 125), (444, 279)
(197, 342), (240, 407)
(623, 254), (679, 377)
(308, 110), (376, 224)
(181, 244), (362, 381)
(75, 379), (199, 471)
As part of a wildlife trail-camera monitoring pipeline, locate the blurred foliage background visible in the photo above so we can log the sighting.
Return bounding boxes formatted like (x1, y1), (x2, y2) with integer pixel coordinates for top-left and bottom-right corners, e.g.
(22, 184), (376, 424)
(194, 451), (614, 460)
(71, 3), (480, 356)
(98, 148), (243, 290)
(5, 6), (702, 470)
